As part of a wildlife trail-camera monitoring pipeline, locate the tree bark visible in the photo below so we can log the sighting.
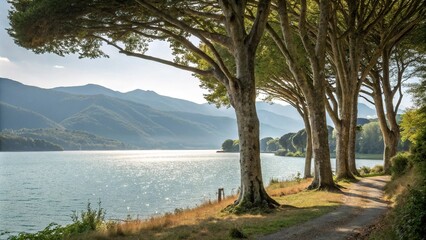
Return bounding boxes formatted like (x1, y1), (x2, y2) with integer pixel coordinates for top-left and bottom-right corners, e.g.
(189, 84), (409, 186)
(303, 113), (313, 178)
(306, 93), (337, 190)
(217, 0), (278, 211)
(226, 37), (277, 211)
(383, 131), (399, 173)
(348, 99), (360, 176)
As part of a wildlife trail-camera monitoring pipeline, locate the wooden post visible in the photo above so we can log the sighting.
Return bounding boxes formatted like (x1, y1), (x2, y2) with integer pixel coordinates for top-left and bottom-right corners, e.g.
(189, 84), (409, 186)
(218, 188), (224, 202)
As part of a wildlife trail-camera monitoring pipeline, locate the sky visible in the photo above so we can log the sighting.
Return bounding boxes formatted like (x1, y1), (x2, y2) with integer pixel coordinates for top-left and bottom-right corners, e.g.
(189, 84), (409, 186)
(0, 2), (208, 104)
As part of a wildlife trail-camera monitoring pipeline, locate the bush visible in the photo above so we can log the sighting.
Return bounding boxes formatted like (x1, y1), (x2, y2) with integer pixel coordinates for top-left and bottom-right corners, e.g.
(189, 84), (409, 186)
(371, 165), (384, 174)
(70, 201), (105, 232)
(391, 153), (410, 178)
(394, 187), (426, 240)
(358, 166), (370, 175)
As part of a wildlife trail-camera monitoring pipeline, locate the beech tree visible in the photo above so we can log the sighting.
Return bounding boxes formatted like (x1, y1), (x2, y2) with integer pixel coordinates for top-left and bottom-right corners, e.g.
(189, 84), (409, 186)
(8, 0), (279, 210)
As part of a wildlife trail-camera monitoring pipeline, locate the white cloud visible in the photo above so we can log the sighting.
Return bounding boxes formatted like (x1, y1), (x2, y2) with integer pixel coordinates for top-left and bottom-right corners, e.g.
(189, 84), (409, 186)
(53, 65), (65, 69)
(0, 56), (11, 62)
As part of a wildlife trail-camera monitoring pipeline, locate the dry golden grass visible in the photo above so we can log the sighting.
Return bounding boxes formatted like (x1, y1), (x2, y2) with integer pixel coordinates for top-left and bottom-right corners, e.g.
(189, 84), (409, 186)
(84, 178), (345, 240)
(384, 167), (420, 203)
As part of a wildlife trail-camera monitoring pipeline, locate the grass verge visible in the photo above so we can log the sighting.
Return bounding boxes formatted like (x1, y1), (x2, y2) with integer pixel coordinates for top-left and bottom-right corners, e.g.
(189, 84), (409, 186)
(82, 178), (345, 240)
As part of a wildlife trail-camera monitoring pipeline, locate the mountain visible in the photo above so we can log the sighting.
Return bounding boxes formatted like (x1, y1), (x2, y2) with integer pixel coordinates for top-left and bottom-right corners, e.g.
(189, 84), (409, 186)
(54, 83), (305, 122)
(358, 103), (377, 118)
(54, 84), (212, 114)
(0, 102), (63, 130)
(53, 82), (307, 136)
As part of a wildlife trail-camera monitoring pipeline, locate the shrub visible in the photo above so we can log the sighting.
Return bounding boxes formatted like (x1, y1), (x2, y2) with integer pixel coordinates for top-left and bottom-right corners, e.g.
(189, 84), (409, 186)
(358, 166), (370, 175)
(394, 187), (426, 240)
(391, 152), (410, 178)
(70, 201), (105, 232)
(371, 165), (384, 174)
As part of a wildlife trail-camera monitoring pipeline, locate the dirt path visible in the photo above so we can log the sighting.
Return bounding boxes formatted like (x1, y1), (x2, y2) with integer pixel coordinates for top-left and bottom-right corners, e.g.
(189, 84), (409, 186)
(259, 175), (391, 240)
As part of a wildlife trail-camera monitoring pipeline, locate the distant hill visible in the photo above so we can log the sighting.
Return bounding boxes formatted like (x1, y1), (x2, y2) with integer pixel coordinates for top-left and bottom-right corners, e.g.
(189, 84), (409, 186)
(0, 132), (63, 151)
(3, 129), (128, 150)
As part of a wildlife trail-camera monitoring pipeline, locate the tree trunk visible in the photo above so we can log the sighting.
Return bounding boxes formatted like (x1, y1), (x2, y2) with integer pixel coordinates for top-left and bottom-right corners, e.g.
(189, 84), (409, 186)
(383, 129), (399, 173)
(348, 102), (360, 176)
(306, 94), (338, 191)
(335, 120), (354, 180)
(303, 113), (313, 178)
(227, 46), (279, 211)
(371, 48), (401, 174)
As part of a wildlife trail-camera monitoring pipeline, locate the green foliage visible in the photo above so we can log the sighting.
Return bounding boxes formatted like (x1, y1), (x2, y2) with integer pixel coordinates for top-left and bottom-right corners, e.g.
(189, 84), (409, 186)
(358, 165), (384, 176)
(394, 187), (426, 240)
(70, 201), (105, 233)
(357, 122), (384, 154)
(391, 152), (411, 178)
(7, 202), (106, 240)
(400, 109), (426, 145)
(372, 165), (384, 174)
(411, 128), (426, 176)
(358, 166), (371, 175)
(0, 132), (63, 151)
(7, 223), (69, 240)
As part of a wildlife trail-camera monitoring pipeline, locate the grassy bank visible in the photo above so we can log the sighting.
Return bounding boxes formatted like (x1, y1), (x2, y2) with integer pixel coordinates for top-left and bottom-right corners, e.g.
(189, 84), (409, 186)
(7, 178), (348, 240)
(85, 178), (345, 240)
(365, 159), (425, 240)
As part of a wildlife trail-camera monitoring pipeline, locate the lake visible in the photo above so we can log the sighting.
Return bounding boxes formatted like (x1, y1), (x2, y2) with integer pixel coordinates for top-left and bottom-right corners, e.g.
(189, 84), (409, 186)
(0, 150), (382, 238)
